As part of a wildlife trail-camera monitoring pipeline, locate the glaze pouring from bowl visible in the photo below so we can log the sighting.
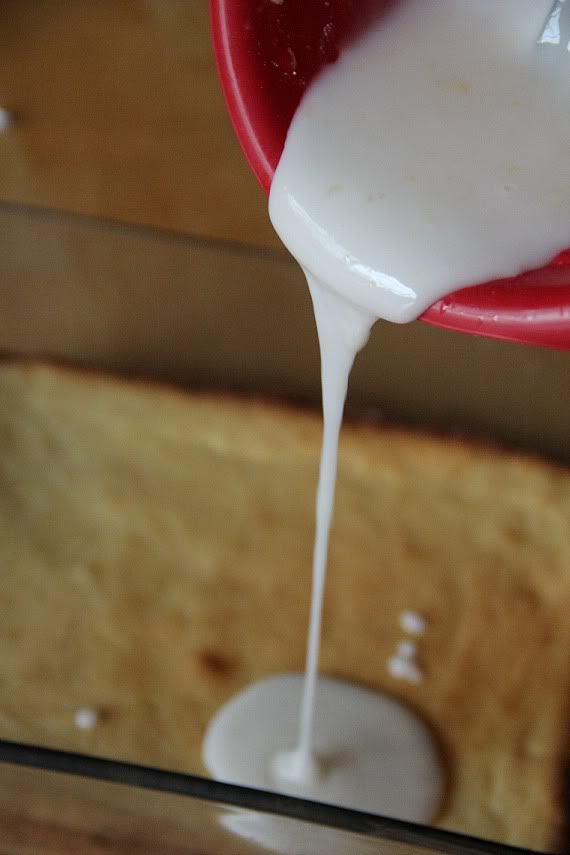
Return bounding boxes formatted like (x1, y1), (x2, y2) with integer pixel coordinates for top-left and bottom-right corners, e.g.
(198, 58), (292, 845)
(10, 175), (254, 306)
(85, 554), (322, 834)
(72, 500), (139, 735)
(211, 0), (570, 349)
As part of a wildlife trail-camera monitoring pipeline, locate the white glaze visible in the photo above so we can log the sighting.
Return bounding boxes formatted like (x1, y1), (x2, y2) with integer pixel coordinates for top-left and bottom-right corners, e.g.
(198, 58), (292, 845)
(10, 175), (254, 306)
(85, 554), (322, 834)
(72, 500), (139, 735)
(74, 708), (98, 731)
(292, 276), (372, 784)
(203, 284), (441, 819)
(270, 0), (570, 323)
(204, 675), (443, 821)
(205, 0), (570, 819)
(397, 641), (419, 660)
(388, 655), (424, 686)
(400, 611), (428, 637)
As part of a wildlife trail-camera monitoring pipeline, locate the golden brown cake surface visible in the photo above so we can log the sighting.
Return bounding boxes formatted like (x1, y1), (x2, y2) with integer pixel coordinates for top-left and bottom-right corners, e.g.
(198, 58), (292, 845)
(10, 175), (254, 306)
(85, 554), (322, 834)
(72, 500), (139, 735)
(0, 361), (569, 851)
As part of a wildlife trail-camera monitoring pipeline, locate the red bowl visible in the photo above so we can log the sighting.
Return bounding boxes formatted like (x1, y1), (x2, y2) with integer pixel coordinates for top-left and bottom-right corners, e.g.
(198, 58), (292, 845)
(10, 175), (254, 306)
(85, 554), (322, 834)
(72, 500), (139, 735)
(210, 0), (570, 350)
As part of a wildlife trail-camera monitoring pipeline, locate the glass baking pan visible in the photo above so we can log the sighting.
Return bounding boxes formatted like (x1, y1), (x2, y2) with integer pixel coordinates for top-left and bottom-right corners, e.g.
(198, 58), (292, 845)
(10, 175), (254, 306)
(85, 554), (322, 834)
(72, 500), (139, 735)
(0, 738), (548, 855)
(0, 205), (569, 854)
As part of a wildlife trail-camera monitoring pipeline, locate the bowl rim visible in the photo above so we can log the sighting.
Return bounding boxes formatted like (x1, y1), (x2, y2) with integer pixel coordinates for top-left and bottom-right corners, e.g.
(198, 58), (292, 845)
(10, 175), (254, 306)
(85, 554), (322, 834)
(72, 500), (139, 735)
(210, 0), (570, 351)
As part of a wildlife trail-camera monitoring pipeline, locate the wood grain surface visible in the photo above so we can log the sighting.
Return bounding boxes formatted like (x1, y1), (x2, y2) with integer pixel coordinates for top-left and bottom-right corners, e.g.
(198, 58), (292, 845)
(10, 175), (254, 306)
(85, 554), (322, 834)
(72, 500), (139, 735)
(0, 1), (277, 249)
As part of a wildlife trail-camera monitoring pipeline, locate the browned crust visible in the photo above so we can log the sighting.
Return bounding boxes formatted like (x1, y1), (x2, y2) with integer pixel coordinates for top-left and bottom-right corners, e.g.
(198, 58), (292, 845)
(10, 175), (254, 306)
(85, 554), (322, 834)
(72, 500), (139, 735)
(1, 351), (568, 476)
